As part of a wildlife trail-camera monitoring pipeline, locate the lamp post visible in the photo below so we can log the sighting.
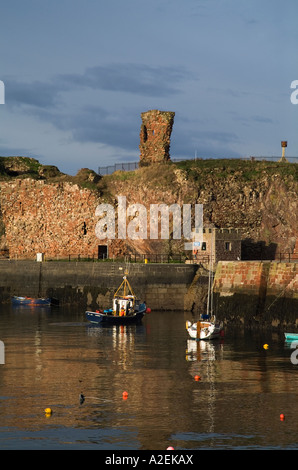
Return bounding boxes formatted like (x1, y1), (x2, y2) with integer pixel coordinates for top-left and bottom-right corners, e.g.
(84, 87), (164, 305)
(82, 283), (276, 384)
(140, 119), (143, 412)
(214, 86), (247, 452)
(279, 141), (288, 162)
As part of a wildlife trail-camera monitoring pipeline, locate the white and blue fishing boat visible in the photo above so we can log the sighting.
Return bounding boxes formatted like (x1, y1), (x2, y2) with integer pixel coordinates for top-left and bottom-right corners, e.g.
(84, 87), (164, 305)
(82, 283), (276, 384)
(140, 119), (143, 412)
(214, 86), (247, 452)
(86, 275), (148, 324)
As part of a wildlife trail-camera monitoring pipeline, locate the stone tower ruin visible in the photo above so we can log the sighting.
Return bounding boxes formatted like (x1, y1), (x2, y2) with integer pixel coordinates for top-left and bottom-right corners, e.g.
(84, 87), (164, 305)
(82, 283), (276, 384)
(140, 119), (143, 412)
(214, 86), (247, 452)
(139, 110), (175, 166)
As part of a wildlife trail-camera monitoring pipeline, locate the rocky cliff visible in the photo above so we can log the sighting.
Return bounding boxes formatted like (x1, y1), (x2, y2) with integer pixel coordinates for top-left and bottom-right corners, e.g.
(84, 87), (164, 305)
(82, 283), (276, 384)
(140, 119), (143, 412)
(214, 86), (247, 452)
(100, 158), (298, 257)
(0, 156), (297, 259)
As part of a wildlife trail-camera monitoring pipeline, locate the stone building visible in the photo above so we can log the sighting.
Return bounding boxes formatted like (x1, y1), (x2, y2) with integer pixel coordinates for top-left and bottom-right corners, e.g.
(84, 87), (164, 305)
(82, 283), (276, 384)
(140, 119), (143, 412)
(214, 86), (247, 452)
(139, 110), (175, 166)
(189, 227), (242, 264)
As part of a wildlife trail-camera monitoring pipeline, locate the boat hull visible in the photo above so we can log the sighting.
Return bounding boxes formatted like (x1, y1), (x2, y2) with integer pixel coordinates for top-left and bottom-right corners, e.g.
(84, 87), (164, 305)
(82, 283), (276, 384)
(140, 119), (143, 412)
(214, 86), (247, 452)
(186, 320), (224, 341)
(11, 296), (54, 306)
(284, 333), (298, 342)
(86, 306), (146, 324)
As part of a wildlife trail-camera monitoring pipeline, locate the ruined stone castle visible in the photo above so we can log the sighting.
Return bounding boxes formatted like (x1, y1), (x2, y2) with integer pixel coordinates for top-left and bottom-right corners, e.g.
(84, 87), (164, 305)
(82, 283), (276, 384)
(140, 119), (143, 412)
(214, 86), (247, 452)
(139, 110), (175, 166)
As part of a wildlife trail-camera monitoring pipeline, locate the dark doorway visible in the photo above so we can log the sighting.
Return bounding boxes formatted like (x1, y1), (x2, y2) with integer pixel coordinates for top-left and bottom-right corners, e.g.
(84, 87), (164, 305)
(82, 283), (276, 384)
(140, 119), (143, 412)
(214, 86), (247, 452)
(98, 245), (108, 259)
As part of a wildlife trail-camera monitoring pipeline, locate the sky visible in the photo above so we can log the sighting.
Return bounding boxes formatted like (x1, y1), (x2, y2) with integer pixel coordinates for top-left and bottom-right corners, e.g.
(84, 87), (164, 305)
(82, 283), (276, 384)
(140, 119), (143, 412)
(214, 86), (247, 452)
(0, 0), (297, 175)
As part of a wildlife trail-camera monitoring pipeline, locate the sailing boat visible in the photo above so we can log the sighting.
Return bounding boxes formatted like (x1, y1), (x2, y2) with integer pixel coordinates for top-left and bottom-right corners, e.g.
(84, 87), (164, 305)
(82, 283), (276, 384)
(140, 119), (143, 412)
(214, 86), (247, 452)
(186, 233), (224, 340)
(85, 275), (147, 324)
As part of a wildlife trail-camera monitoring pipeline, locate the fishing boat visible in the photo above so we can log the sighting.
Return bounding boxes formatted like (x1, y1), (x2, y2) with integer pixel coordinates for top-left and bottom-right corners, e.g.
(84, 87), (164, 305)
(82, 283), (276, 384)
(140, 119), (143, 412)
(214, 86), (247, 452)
(284, 333), (298, 342)
(11, 296), (54, 306)
(186, 234), (224, 341)
(85, 275), (148, 324)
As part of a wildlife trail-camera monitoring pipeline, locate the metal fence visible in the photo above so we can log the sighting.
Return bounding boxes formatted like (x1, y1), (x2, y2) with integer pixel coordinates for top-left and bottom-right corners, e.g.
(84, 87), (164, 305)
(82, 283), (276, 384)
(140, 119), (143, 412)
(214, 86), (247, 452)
(44, 253), (188, 263)
(247, 156), (298, 163)
(37, 251), (298, 263)
(98, 162), (139, 175)
(274, 252), (298, 262)
(97, 156), (298, 176)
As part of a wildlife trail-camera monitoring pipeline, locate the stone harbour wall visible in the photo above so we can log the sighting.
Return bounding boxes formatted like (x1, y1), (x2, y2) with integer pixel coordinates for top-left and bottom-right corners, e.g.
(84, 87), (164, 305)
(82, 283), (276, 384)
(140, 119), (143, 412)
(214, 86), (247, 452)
(0, 259), (296, 328)
(0, 260), (198, 311)
(213, 261), (298, 327)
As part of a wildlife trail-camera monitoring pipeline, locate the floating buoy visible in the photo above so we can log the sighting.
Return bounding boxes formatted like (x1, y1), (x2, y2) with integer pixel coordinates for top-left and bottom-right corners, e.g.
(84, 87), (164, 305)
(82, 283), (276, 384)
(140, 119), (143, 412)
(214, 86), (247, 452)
(44, 407), (52, 415)
(194, 375), (201, 381)
(280, 413), (285, 421)
(263, 344), (269, 350)
(146, 307), (151, 313)
(167, 446), (174, 450)
(122, 391), (128, 399)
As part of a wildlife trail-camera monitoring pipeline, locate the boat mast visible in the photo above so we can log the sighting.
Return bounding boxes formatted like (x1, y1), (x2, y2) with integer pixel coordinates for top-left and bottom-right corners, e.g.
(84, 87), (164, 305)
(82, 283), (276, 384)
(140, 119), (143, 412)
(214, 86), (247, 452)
(210, 230), (214, 316)
(114, 275), (136, 299)
(207, 228), (214, 317)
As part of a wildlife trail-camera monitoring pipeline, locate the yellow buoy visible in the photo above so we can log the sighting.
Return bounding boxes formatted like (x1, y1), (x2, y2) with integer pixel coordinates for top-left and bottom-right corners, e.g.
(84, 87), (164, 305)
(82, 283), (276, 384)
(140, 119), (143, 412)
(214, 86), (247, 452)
(44, 407), (52, 415)
(263, 344), (269, 350)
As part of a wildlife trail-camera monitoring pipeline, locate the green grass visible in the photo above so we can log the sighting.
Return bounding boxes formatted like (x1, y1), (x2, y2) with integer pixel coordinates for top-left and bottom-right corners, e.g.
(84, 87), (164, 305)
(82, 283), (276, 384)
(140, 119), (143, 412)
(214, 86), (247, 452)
(173, 158), (298, 182)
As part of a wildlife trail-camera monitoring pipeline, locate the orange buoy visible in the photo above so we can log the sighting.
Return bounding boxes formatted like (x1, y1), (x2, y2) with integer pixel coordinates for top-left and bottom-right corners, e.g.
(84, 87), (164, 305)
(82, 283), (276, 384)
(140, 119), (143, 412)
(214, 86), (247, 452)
(280, 413), (285, 421)
(122, 391), (128, 399)
(194, 375), (201, 381)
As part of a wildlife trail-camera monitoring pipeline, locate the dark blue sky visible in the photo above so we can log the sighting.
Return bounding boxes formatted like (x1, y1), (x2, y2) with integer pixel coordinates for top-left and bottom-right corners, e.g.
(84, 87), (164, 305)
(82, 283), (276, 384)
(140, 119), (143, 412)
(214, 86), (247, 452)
(0, 0), (297, 174)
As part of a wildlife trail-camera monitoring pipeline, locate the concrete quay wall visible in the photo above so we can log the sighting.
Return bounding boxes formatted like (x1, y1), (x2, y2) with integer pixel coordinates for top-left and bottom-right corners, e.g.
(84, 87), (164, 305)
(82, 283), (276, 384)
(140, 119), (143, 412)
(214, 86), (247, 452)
(0, 260), (198, 311)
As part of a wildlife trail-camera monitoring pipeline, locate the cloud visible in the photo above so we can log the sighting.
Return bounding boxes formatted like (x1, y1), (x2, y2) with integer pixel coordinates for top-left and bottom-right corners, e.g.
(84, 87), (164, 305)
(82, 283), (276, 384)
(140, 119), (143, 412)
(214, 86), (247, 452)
(58, 63), (190, 97)
(0, 142), (41, 158)
(3, 63), (192, 155)
(4, 63), (191, 110)
(5, 79), (65, 108)
(232, 114), (275, 127)
(21, 103), (140, 154)
(170, 122), (241, 160)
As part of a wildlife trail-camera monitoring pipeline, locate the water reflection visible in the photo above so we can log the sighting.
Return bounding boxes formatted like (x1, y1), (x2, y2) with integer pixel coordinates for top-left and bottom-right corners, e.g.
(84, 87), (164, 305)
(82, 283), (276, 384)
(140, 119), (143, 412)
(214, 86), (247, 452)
(0, 305), (298, 449)
(186, 338), (224, 362)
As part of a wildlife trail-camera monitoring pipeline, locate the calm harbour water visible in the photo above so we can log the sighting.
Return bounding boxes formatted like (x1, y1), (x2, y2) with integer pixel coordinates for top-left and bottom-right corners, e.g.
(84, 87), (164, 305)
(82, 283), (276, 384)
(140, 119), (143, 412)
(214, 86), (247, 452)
(0, 303), (297, 450)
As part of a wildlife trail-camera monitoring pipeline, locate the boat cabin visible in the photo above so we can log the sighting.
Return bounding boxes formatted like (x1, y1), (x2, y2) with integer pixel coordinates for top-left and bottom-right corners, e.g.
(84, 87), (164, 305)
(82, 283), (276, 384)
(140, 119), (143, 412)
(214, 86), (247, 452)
(111, 275), (141, 316)
(113, 295), (140, 316)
